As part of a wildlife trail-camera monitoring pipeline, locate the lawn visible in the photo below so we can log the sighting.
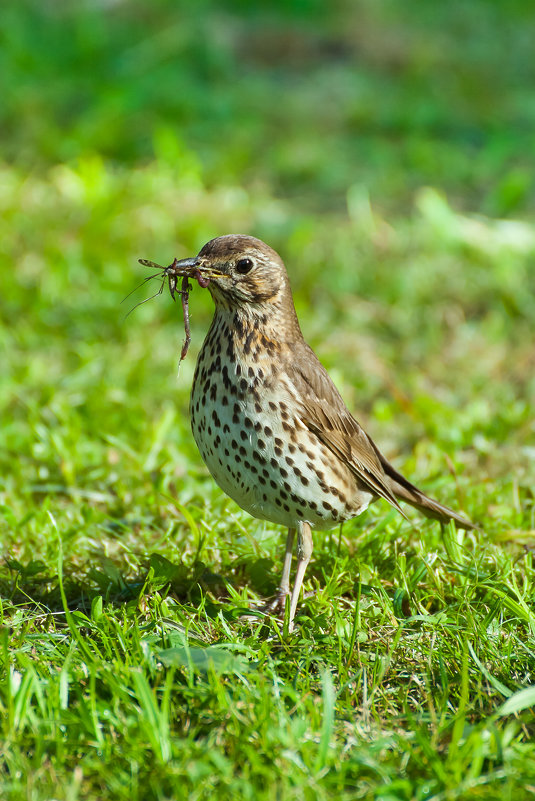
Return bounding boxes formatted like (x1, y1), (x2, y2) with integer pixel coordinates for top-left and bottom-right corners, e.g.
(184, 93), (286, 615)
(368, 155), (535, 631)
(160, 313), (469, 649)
(1, 1), (535, 799)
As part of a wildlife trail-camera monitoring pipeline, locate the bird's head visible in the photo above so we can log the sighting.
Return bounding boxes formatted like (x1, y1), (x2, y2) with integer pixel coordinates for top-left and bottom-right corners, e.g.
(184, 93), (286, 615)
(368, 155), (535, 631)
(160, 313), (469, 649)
(168, 235), (292, 311)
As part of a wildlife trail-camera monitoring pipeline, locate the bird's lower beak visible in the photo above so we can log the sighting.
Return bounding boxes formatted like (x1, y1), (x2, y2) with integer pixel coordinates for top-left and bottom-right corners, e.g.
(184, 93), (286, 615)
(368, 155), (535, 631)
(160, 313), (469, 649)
(164, 257), (224, 288)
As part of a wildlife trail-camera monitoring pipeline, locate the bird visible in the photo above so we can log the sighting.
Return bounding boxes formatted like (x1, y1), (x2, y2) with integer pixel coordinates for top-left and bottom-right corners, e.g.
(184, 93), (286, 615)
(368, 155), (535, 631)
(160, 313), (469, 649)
(160, 234), (474, 631)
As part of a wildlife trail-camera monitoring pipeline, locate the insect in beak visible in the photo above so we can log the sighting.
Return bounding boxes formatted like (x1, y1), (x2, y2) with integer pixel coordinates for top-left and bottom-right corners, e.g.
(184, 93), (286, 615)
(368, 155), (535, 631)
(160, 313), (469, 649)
(136, 257), (196, 363)
(160, 256), (218, 290)
(129, 254), (223, 362)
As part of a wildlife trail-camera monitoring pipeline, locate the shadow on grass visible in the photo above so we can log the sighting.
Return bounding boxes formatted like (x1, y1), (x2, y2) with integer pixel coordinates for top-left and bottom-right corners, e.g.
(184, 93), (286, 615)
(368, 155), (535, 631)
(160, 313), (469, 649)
(0, 552), (280, 616)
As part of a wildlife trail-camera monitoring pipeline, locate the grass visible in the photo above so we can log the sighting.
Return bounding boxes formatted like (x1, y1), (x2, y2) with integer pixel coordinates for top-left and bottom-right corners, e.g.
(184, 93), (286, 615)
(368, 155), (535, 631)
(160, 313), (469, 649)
(1, 1), (535, 799)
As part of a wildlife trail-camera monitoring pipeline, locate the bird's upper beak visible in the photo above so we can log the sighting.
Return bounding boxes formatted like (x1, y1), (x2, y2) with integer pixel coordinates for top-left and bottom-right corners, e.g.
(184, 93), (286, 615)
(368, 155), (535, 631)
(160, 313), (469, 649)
(164, 256), (225, 288)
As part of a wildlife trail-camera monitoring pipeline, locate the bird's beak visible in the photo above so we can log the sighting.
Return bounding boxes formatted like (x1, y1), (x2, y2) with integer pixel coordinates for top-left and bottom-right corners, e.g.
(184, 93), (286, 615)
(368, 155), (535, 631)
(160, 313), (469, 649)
(164, 257), (224, 288)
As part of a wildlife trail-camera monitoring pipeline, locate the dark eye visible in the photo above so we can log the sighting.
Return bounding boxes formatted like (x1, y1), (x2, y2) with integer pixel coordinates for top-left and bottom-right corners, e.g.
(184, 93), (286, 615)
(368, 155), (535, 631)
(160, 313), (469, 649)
(236, 258), (253, 275)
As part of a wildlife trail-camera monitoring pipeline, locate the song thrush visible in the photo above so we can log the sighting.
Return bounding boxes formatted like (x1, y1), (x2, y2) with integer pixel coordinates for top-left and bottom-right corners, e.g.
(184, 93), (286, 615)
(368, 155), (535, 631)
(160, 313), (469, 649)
(159, 235), (474, 631)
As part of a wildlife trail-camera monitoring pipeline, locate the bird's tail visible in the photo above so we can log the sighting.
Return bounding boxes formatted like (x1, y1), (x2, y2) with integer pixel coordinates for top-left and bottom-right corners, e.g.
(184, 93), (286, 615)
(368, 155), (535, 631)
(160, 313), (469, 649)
(379, 455), (475, 530)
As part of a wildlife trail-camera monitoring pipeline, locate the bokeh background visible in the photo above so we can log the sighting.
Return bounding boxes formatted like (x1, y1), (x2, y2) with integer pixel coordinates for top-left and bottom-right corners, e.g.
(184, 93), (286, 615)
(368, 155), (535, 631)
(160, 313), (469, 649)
(1, 1), (535, 798)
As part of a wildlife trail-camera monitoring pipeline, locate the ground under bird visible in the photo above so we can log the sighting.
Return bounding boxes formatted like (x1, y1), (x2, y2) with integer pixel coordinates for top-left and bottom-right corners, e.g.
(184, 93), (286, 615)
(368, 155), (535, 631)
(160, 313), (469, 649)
(144, 235), (475, 631)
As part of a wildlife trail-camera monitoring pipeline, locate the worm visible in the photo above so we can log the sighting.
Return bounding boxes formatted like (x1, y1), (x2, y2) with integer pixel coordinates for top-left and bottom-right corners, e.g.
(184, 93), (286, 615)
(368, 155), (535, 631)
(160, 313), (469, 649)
(179, 275), (192, 362)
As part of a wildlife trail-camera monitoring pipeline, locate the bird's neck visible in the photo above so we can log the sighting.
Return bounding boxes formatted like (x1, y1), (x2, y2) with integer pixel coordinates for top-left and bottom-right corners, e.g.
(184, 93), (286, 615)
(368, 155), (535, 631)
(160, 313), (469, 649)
(213, 297), (302, 344)
(201, 302), (302, 376)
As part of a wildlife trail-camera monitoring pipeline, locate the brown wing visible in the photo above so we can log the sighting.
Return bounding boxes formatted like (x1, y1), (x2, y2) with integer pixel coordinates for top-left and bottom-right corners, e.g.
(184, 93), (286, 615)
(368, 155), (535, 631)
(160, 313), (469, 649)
(288, 343), (474, 529)
(287, 345), (407, 516)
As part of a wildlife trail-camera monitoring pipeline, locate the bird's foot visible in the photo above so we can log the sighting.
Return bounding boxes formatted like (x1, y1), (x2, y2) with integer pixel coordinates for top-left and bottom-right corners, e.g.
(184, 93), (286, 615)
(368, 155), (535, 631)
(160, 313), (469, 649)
(260, 591), (290, 616)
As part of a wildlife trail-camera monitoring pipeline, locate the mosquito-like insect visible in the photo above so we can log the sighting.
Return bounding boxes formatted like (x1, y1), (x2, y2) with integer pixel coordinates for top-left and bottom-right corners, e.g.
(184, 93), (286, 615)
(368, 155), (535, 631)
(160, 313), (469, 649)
(124, 258), (193, 363)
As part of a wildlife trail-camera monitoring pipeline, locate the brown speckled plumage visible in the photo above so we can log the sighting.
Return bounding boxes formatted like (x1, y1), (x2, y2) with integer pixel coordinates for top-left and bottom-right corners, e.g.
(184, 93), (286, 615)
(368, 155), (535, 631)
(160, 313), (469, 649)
(165, 235), (474, 630)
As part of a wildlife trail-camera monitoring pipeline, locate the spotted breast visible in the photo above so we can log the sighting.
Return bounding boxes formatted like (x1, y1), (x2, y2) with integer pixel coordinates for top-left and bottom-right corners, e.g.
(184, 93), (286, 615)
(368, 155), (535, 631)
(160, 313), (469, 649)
(190, 308), (374, 530)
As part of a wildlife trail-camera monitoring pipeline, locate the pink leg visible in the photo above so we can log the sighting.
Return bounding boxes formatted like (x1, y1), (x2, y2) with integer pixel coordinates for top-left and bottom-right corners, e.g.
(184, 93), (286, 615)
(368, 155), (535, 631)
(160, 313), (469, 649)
(288, 521), (313, 632)
(277, 527), (296, 603)
(262, 528), (296, 613)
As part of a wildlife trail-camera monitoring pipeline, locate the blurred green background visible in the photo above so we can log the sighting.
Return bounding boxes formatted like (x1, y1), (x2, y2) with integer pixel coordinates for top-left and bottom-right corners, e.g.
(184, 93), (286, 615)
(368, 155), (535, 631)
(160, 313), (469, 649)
(1, 1), (535, 798)
(3, 0), (535, 213)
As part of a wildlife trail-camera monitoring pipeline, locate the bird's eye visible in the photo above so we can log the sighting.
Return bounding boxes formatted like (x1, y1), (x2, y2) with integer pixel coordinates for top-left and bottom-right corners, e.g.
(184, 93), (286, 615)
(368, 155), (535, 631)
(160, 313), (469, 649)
(236, 258), (254, 275)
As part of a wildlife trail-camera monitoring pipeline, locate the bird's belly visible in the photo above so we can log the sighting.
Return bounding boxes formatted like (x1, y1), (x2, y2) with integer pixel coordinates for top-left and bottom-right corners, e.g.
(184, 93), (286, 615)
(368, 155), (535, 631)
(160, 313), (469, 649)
(190, 372), (372, 530)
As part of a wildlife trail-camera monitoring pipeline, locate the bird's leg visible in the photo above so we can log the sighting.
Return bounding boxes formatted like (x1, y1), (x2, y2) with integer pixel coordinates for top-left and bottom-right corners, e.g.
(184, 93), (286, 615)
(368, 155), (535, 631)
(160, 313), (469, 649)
(288, 521), (313, 633)
(263, 527), (295, 613)
(276, 527), (296, 606)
